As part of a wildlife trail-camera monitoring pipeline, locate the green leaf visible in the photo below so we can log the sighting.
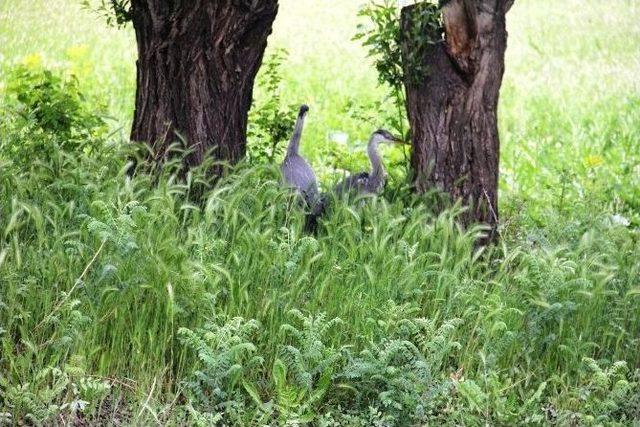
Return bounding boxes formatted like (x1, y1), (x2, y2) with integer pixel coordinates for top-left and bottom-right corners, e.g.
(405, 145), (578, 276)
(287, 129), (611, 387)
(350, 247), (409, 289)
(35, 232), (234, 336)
(273, 358), (288, 391)
(242, 381), (263, 406)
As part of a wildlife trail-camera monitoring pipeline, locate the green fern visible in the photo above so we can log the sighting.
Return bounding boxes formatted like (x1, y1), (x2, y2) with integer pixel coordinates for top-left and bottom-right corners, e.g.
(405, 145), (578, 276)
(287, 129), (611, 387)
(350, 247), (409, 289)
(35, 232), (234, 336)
(178, 315), (263, 422)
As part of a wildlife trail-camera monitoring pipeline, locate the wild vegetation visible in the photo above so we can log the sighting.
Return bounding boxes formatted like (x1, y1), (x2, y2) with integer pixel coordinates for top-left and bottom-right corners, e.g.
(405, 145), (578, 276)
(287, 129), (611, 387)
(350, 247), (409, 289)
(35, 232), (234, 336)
(1, 0), (639, 425)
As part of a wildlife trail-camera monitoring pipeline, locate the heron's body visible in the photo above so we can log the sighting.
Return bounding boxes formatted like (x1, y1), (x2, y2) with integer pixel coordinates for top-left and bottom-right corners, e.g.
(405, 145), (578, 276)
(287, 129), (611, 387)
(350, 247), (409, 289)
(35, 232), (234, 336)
(281, 152), (318, 206)
(281, 105), (319, 207)
(334, 171), (381, 197)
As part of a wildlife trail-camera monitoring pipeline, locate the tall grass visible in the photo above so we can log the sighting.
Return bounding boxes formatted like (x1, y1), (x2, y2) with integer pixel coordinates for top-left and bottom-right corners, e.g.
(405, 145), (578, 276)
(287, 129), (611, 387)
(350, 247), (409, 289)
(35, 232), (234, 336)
(1, 133), (638, 422)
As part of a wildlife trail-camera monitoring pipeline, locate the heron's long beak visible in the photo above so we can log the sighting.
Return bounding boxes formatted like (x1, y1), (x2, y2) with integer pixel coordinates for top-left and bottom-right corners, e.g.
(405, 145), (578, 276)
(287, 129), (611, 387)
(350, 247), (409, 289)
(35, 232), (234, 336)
(392, 136), (409, 145)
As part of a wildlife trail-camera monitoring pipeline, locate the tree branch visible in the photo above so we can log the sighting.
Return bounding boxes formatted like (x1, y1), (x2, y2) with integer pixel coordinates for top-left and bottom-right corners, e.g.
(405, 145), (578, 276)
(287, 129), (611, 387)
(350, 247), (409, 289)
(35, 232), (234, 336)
(504, 0), (515, 13)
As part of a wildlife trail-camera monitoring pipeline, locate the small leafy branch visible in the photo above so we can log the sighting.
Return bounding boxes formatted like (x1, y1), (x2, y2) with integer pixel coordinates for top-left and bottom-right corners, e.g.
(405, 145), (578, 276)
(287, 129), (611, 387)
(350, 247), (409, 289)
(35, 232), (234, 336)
(355, 0), (442, 92)
(355, 0), (406, 93)
(248, 48), (297, 164)
(354, 0), (442, 145)
(81, 0), (132, 27)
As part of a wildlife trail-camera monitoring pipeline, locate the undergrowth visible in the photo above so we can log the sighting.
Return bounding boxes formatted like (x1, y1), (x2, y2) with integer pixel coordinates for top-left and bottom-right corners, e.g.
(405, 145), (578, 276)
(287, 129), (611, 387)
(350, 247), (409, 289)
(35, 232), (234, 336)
(0, 71), (638, 425)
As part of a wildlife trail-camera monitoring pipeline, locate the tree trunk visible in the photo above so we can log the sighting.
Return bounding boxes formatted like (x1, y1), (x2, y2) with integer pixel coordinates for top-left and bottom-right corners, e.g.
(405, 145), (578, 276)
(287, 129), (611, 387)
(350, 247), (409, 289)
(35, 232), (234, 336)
(401, 0), (513, 242)
(129, 0), (278, 175)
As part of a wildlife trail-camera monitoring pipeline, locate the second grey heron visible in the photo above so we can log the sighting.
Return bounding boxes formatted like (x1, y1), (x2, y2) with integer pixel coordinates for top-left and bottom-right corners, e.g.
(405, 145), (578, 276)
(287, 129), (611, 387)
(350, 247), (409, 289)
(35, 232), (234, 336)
(334, 129), (405, 197)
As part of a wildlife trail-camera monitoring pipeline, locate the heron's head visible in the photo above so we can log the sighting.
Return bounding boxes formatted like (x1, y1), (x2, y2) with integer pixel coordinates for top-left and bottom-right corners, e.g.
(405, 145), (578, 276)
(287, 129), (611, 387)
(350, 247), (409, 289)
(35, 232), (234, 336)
(298, 104), (310, 118)
(372, 128), (405, 145)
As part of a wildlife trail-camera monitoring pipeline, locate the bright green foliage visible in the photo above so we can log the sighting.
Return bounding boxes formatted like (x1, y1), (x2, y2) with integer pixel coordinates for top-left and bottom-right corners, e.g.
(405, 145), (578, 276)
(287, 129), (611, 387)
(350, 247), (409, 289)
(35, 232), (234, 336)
(355, 0), (441, 91)
(1, 66), (107, 170)
(248, 49), (298, 165)
(5, 67), (102, 136)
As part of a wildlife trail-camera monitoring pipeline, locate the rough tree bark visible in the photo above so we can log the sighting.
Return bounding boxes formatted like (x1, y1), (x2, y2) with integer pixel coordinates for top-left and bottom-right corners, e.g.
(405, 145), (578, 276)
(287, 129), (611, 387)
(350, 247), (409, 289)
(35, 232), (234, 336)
(401, 0), (514, 242)
(129, 0), (278, 174)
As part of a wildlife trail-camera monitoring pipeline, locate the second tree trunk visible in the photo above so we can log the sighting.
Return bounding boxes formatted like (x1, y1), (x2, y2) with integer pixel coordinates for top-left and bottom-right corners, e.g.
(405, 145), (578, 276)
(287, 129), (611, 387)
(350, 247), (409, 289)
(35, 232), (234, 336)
(401, 0), (513, 241)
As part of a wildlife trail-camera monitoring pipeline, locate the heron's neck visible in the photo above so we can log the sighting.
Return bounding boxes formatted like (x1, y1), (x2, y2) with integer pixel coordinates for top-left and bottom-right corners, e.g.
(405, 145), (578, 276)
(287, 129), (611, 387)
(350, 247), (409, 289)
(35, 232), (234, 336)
(287, 114), (306, 155)
(368, 138), (384, 180)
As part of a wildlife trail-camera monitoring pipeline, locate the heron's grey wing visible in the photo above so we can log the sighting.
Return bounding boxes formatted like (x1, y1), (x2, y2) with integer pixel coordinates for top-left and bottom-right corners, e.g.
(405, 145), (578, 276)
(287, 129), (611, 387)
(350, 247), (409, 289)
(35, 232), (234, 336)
(281, 154), (318, 204)
(334, 172), (370, 197)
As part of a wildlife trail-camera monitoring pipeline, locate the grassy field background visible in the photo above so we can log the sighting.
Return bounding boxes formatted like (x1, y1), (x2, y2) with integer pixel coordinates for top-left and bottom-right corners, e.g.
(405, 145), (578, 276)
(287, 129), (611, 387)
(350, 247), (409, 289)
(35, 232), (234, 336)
(1, 0), (639, 425)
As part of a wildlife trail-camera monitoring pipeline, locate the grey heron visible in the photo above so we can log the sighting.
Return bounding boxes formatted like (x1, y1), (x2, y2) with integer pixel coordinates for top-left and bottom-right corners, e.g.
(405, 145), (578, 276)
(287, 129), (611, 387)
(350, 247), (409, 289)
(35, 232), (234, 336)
(334, 129), (405, 197)
(281, 104), (319, 209)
